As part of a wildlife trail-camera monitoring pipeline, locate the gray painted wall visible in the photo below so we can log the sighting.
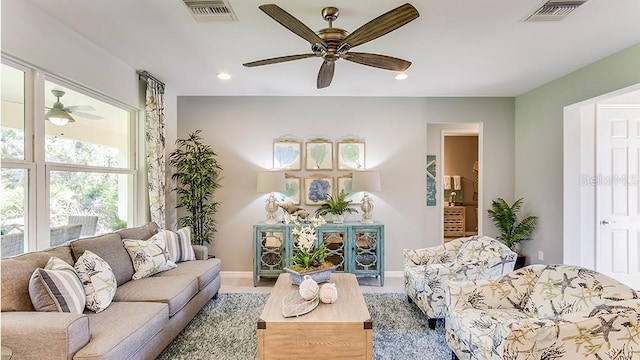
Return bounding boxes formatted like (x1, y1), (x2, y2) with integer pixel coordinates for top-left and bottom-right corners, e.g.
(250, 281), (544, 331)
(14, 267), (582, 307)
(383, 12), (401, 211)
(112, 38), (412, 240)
(515, 44), (640, 265)
(178, 97), (515, 271)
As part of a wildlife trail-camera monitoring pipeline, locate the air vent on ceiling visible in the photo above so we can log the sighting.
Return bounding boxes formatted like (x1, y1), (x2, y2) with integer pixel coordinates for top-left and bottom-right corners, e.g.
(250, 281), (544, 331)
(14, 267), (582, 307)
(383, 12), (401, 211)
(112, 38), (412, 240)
(182, 0), (237, 22)
(525, 0), (590, 21)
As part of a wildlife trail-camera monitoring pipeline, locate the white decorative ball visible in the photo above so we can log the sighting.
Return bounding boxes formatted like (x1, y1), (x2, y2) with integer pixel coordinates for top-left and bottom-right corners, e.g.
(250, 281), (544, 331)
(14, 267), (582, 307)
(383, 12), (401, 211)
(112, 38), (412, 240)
(299, 275), (319, 300)
(319, 283), (338, 304)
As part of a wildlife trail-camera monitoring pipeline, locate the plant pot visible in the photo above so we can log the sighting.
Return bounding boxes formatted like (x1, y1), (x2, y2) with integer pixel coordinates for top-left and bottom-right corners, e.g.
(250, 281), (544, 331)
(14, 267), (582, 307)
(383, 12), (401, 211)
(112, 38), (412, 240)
(514, 255), (526, 270)
(284, 266), (335, 285)
(332, 214), (345, 223)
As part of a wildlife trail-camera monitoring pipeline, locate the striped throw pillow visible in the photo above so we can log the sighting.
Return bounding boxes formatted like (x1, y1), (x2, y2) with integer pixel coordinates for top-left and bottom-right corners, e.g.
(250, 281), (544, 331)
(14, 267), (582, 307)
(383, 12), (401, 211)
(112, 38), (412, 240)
(29, 256), (86, 314)
(164, 227), (196, 262)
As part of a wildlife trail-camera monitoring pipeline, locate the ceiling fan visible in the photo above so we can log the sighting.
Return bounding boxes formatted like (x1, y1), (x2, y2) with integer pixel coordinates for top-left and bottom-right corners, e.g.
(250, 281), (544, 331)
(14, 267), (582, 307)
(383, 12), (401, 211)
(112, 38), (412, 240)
(243, 3), (420, 89)
(45, 89), (103, 126)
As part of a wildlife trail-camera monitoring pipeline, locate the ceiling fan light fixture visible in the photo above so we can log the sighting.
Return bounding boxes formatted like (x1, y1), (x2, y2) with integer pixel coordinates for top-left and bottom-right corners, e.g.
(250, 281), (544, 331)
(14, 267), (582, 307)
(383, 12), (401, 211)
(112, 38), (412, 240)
(395, 73), (409, 80)
(45, 107), (75, 126)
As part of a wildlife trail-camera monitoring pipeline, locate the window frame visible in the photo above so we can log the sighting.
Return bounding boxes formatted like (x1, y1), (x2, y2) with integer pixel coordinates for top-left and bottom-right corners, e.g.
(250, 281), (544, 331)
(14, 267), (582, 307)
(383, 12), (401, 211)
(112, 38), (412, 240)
(1, 55), (141, 252)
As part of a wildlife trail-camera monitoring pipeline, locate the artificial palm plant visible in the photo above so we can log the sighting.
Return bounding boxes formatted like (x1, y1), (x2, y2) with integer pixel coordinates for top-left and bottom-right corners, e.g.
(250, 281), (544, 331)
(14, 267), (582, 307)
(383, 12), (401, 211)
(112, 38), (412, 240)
(487, 197), (538, 251)
(168, 130), (222, 245)
(315, 190), (358, 222)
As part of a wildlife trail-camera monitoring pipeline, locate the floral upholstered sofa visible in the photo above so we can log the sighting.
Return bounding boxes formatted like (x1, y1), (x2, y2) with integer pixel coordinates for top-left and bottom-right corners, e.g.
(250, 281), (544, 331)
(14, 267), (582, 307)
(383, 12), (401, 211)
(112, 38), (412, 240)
(446, 264), (640, 360)
(403, 235), (517, 328)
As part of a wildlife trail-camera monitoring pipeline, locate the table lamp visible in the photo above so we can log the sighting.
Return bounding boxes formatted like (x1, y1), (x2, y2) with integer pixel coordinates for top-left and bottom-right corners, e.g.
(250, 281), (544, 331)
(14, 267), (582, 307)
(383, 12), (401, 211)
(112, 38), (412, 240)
(257, 171), (286, 224)
(351, 171), (381, 223)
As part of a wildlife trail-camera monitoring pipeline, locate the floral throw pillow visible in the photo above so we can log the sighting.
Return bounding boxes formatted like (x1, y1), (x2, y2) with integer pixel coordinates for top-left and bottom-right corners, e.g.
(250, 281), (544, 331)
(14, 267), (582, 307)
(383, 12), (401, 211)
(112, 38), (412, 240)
(163, 227), (196, 262)
(29, 256), (86, 314)
(123, 233), (177, 280)
(74, 250), (117, 313)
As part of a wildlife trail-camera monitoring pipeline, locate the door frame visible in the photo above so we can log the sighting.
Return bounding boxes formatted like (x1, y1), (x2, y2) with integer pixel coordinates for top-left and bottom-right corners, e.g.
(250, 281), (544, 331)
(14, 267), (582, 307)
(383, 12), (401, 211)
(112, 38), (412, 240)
(563, 83), (640, 270)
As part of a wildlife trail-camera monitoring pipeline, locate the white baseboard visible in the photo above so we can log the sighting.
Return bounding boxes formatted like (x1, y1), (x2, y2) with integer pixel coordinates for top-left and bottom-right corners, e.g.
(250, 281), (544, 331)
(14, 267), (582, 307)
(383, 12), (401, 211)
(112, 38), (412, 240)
(220, 271), (253, 278)
(221, 270), (404, 278)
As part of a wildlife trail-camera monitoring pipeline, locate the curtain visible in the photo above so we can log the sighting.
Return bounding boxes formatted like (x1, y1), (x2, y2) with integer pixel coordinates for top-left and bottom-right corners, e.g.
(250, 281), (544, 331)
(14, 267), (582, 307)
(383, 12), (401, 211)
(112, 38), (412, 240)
(140, 71), (166, 229)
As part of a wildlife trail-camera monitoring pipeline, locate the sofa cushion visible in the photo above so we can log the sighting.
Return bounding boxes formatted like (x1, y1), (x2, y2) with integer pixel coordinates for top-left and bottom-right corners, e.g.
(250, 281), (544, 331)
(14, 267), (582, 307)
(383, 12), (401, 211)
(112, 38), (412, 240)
(70, 233), (134, 286)
(163, 228), (196, 262)
(122, 234), (176, 280)
(73, 301), (168, 360)
(1, 245), (75, 312)
(154, 258), (221, 290)
(75, 251), (117, 313)
(116, 222), (158, 241)
(523, 264), (639, 318)
(113, 275), (197, 316)
(29, 256), (86, 313)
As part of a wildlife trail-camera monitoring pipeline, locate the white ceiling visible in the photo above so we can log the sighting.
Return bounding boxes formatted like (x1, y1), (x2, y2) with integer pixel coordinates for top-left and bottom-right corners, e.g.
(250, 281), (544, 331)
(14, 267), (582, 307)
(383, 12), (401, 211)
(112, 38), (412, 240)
(22, 0), (640, 97)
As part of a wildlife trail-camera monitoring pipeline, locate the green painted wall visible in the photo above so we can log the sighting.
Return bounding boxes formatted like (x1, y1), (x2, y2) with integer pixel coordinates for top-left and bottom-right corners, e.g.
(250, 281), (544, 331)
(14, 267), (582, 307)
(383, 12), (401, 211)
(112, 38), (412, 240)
(515, 44), (640, 264)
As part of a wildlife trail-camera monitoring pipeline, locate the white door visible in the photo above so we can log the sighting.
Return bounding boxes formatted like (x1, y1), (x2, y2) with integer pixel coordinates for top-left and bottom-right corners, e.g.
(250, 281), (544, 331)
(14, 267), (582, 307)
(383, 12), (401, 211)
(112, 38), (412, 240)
(596, 105), (640, 289)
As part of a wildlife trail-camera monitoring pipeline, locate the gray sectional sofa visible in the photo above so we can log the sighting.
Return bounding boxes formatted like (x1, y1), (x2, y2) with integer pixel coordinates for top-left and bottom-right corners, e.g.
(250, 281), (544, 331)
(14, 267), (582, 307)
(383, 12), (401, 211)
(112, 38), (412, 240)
(1, 222), (222, 360)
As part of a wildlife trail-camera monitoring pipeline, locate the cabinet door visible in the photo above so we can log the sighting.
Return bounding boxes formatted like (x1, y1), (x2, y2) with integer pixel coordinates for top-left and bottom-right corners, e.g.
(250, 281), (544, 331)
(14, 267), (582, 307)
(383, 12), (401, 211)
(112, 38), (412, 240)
(255, 226), (287, 274)
(352, 226), (381, 275)
(317, 227), (347, 271)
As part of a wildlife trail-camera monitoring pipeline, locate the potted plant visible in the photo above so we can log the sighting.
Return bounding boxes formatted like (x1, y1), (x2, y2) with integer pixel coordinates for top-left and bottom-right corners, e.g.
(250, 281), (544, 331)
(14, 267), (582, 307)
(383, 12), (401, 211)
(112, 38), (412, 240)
(487, 197), (538, 269)
(168, 130), (222, 246)
(314, 190), (358, 223)
(284, 215), (335, 285)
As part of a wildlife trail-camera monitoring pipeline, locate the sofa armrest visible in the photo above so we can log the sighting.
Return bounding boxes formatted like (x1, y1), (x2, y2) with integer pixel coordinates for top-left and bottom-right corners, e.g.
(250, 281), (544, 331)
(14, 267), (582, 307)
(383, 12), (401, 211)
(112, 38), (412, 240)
(192, 244), (208, 260)
(1, 311), (90, 359)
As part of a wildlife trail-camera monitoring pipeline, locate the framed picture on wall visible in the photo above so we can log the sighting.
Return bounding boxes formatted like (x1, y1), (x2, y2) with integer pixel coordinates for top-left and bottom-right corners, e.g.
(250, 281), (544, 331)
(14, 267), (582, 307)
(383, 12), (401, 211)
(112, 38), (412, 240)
(337, 139), (365, 170)
(283, 174), (301, 205)
(305, 138), (333, 170)
(273, 138), (302, 170)
(337, 174), (360, 204)
(304, 175), (334, 205)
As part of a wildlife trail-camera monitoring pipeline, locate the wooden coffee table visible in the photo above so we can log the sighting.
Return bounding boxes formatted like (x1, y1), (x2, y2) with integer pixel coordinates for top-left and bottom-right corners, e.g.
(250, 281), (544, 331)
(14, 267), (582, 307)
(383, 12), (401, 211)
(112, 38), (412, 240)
(257, 273), (372, 360)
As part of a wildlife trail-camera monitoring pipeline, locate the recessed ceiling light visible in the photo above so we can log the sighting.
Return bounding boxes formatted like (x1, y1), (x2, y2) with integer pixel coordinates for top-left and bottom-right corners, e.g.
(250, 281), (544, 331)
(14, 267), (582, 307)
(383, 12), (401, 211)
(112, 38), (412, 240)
(217, 72), (231, 80)
(395, 73), (408, 80)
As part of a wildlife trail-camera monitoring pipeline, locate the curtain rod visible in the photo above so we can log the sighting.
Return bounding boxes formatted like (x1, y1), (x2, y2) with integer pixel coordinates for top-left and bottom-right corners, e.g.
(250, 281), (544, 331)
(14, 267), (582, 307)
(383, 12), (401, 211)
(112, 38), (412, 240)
(137, 70), (165, 93)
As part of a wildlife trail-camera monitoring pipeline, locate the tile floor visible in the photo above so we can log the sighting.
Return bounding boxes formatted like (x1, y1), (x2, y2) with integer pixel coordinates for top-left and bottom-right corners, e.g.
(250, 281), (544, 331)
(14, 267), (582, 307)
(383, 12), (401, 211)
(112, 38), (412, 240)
(219, 273), (406, 294)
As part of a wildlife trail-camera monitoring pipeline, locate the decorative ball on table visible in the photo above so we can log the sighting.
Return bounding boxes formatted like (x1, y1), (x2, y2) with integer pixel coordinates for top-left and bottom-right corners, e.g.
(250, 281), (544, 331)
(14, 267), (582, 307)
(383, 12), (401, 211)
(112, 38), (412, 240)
(319, 283), (338, 304)
(299, 275), (320, 300)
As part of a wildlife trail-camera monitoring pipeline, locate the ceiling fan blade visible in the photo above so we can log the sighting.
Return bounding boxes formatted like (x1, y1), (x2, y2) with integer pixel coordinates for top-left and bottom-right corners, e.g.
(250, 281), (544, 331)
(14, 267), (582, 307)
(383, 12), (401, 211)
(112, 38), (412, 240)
(342, 52), (411, 72)
(65, 105), (96, 112)
(72, 112), (103, 120)
(338, 3), (419, 51)
(243, 53), (317, 67)
(259, 4), (327, 49)
(317, 60), (335, 89)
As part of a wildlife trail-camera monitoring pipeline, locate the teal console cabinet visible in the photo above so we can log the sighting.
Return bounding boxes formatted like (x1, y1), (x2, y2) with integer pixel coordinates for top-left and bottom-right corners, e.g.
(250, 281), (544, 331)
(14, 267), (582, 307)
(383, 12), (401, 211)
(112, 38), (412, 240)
(253, 222), (384, 286)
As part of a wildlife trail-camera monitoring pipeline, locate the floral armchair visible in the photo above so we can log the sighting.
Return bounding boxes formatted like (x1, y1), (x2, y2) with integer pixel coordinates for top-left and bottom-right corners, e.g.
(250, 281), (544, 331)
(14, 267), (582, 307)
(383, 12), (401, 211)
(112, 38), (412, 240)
(445, 264), (640, 360)
(403, 235), (517, 329)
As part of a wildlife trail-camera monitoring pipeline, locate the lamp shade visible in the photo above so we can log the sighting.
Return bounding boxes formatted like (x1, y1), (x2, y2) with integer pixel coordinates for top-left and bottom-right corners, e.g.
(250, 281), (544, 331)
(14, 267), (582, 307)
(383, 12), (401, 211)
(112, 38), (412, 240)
(256, 171), (286, 193)
(351, 171), (381, 192)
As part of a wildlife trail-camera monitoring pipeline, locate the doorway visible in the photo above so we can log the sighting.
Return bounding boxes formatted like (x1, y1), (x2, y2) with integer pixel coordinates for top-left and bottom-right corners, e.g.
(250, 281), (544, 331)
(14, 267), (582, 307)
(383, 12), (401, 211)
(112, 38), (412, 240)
(564, 83), (640, 288)
(442, 133), (479, 242)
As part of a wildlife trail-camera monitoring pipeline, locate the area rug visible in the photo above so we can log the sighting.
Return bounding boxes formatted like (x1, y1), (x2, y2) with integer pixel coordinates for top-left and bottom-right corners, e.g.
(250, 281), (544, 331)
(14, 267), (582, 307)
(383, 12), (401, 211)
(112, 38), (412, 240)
(156, 292), (450, 360)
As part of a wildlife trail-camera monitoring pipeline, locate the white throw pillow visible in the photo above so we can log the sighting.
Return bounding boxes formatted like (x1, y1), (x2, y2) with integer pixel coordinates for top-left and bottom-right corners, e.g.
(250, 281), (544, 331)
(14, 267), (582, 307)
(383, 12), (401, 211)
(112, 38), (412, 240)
(75, 250), (117, 313)
(123, 232), (177, 280)
(163, 227), (196, 262)
(29, 256), (86, 314)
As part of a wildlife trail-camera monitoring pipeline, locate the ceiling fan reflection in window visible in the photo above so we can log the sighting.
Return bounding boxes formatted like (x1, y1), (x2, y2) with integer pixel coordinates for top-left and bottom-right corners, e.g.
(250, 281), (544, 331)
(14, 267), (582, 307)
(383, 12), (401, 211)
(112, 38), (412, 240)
(45, 90), (103, 126)
(243, 3), (420, 89)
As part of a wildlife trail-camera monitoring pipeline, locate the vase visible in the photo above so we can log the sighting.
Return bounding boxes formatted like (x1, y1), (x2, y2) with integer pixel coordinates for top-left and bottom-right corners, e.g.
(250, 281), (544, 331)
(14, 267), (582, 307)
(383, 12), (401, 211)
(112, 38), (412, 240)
(332, 214), (345, 224)
(284, 266), (335, 285)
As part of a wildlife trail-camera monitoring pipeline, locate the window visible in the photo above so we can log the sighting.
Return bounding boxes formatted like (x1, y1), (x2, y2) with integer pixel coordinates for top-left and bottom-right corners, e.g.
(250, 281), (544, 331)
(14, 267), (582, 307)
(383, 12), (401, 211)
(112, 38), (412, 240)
(1, 59), (138, 256)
